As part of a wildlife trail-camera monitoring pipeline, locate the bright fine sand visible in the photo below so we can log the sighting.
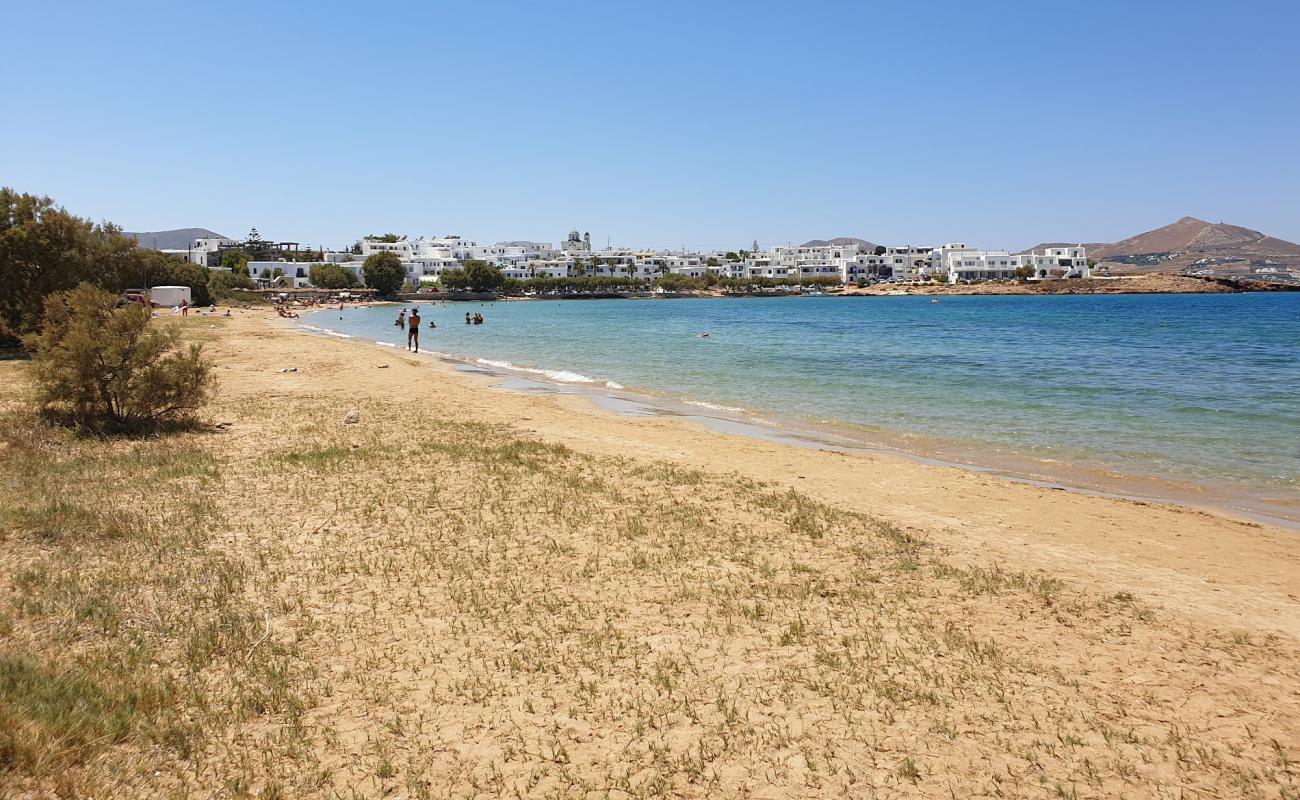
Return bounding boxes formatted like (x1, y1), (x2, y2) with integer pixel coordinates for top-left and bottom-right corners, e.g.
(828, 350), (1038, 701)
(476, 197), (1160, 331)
(2, 309), (1297, 799)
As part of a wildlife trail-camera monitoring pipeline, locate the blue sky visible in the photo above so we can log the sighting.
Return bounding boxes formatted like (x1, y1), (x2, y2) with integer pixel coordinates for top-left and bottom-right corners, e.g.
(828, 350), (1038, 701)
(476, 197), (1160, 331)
(3, 0), (1297, 250)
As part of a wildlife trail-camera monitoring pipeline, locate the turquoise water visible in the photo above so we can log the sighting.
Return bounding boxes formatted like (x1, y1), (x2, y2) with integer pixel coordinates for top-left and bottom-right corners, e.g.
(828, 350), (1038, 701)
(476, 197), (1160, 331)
(310, 294), (1299, 511)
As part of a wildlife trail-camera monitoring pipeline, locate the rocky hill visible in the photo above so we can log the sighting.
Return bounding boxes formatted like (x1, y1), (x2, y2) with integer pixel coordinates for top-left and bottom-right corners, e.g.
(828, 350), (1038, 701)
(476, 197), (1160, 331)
(1027, 217), (1300, 276)
(125, 228), (228, 250)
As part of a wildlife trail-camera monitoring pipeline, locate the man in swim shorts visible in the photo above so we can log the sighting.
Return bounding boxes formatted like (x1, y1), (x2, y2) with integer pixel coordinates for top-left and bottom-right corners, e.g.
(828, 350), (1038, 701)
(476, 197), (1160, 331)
(407, 307), (421, 352)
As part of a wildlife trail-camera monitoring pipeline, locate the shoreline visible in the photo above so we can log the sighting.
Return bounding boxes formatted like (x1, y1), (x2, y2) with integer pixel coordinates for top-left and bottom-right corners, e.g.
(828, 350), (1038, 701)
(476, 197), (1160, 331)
(257, 310), (1300, 641)
(390, 273), (1296, 304)
(293, 310), (1299, 531)
(7, 309), (1298, 796)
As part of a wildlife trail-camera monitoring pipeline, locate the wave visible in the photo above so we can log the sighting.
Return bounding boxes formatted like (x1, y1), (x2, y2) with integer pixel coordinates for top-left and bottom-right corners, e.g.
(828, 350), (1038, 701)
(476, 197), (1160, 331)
(682, 399), (745, 413)
(474, 358), (597, 384)
(298, 324), (353, 339)
(605, 381), (625, 389)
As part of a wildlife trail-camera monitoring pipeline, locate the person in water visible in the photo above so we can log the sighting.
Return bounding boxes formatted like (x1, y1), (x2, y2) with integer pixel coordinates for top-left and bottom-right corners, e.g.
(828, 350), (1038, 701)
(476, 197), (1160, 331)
(465, 312), (471, 324)
(407, 307), (423, 352)
(473, 313), (483, 325)
(396, 308), (406, 328)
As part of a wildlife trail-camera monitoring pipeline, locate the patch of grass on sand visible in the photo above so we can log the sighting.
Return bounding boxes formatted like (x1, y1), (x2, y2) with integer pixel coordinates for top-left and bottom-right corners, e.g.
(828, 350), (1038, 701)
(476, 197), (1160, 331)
(0, 385), (314, 797)
(2, 334), (1297, 798)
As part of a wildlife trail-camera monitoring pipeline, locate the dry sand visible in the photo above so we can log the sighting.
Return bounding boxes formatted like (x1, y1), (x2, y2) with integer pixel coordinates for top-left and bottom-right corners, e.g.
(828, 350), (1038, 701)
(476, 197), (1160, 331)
(2, 309), (1297, 798)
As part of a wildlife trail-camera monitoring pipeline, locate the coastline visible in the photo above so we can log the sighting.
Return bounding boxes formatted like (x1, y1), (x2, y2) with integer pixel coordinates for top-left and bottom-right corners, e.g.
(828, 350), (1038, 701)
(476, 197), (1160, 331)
(256, 311), (1300, 637)
(8, 308), (1296, 796)
(396, 273), (1293, 304)
(296, 306), (1299, 531)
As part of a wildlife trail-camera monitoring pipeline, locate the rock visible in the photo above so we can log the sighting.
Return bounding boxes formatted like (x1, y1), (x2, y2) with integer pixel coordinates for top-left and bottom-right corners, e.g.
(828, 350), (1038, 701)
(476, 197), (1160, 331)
(342, 409), (361, 425)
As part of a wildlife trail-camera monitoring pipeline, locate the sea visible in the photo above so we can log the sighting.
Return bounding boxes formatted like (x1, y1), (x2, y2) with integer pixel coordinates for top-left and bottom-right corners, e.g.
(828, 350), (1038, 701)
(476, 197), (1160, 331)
(302, 293), (1300, 526)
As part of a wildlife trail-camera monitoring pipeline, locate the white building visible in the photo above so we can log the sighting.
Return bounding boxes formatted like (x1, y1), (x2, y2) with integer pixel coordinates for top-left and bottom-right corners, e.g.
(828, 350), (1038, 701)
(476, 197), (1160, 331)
(938, 245), (1089, 283)
(188, 237), (239, 266)
(560, 230), (591, 253)
(1026, 247), (1089, 280)
(248, 261), (314, 288)
(357, 237), (414, 260)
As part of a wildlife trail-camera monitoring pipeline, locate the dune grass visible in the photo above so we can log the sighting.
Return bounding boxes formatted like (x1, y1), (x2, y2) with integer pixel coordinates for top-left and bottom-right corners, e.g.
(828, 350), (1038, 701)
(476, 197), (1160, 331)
(1, 339), (1296, 798)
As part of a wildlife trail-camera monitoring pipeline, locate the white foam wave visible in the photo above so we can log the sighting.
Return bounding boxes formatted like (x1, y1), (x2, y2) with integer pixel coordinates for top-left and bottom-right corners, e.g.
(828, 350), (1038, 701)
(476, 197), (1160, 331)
(474, 358), (596, 384)
(605, 381), (625, 389)
(375, 341), (398, 348)
(298, 323), (353, 339)
(543, 370), (596, 383)
(683, 399), (744, 413)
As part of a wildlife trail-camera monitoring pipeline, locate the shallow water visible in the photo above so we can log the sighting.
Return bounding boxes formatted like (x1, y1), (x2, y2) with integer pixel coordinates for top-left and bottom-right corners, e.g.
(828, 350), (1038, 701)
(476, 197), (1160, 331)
(310, 293), (1300, 519)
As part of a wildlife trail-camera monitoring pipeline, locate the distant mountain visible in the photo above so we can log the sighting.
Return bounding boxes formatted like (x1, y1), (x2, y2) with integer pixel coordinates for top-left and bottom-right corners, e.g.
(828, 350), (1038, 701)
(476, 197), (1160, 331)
(800, 237), (877, 249)
(1025, 217), (1300, 274)
(125, 228), (228, 250)
(1091, 217), (1300, 262)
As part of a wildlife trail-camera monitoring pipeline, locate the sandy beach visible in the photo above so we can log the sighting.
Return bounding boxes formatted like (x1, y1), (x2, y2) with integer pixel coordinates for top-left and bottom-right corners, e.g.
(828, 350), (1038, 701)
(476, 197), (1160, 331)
(2, 309), (1297, 798)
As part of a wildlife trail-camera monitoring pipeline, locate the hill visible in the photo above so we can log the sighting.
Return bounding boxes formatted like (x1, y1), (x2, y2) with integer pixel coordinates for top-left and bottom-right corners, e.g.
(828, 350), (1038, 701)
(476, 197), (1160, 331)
(1029, 217), (1300, 276)
(125, 228), (228, 250)
(800, 237), (877, 249)
(1093, 216), (1300, 262)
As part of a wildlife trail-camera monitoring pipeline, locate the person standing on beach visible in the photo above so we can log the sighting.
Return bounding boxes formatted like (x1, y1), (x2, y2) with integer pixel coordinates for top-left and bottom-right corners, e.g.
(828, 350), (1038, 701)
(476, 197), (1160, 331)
(407, 307), (422, 353)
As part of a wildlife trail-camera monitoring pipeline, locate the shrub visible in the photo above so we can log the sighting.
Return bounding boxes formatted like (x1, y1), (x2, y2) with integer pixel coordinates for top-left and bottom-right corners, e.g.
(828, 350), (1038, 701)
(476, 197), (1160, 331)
(27, 283), (214, 431)
(220, 249), (250, 274)
(208, 270), (255, 301)
(149, 255), (212, 306)
(308, 263), (358, 289)
(362, 251), (404, 296)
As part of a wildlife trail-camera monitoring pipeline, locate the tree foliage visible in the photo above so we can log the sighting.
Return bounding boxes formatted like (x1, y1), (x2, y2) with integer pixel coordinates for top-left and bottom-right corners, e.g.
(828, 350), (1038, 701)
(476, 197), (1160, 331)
(362, 251), (405, 296)
(208, 270), (255, 301)
(26, 284), (214, 432)
(220, 250), (250, 274)
(0, 188), (140, 341)
(439, 269), (468, 290)
(463, 261), (505, 292)
(138, 251), (212, 306)
(308, 263), (358, 289)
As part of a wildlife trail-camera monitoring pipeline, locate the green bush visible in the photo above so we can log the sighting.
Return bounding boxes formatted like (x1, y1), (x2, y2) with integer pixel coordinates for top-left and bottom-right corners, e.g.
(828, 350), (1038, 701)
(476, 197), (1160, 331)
(149, 256), (212, 306)
(220, 250), (250, 274)
(27, 284), (214, 432)
(208, 270), (255, 301)
(308, 263), (358, 289)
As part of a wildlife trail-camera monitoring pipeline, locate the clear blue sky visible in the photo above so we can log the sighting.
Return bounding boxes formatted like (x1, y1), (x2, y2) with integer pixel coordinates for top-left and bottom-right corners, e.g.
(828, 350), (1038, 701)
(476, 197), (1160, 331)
(3, 0), (1297, 251)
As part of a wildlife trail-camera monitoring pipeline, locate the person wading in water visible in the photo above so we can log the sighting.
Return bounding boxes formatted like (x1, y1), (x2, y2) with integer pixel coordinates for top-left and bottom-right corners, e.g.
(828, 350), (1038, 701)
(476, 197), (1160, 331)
(407, 307), (431, 352)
